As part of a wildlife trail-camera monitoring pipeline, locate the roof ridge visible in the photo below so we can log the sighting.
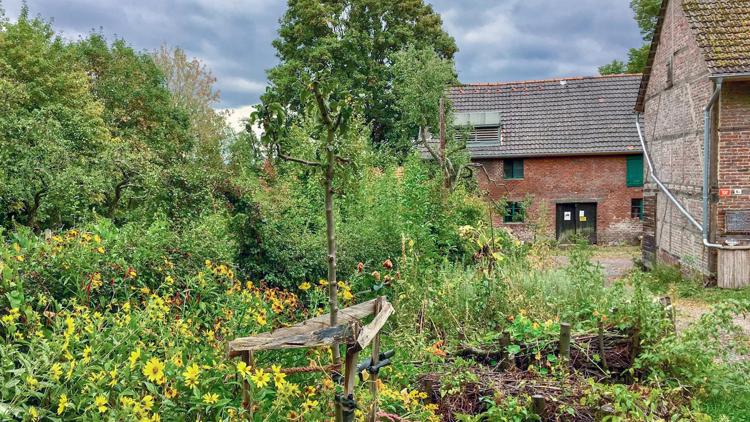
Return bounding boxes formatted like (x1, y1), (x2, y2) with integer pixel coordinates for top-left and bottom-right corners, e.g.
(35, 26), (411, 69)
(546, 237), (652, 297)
(457, 73), (643, 88)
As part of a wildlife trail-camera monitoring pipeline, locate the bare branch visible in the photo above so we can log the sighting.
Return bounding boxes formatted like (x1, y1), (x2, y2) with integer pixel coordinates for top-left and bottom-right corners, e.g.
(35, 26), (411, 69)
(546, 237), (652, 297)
(276, 145), (323, 167)
(418, 127), (441, 162)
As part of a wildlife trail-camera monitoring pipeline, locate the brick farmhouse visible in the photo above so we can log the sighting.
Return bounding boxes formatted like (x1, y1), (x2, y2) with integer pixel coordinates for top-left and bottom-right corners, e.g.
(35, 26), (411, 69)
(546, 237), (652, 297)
(636, 0), (750, 286)
(446, 75), (645, 245)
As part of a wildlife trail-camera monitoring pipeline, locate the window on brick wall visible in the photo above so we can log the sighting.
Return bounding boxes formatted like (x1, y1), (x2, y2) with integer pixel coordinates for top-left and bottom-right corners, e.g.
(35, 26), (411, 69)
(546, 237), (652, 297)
(666, 57), (674, 89)
(503, 159), (524, 179)
(503, 201), (525, 223)
(626, 155), (644, 187)
(631, 198), (644, 220)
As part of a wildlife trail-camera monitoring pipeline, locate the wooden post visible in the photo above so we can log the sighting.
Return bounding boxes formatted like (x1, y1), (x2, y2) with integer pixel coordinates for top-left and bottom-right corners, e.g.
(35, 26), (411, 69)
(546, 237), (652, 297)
(597, 321), (608, 372)
(499, 330), (511, 370)
(341, 345), (360, 422)
(532, 394), (546, 419)
(559, 323), (571, 364)
(241, 351), (254, 421)
(367, 298), (383, 422)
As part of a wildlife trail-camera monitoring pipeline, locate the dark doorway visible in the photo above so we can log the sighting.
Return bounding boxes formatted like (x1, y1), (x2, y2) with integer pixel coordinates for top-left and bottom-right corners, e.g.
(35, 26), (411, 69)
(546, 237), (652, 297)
(556, 203), (597, 244)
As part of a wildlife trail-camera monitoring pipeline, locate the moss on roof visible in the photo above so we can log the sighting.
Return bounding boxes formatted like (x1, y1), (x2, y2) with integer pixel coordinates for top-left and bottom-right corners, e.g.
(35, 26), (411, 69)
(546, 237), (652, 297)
(682, 0), (750, 73)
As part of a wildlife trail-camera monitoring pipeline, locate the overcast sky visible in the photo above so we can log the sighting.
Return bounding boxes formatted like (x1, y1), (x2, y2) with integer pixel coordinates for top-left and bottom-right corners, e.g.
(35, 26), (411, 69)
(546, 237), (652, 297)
(2, 0), (642, 116)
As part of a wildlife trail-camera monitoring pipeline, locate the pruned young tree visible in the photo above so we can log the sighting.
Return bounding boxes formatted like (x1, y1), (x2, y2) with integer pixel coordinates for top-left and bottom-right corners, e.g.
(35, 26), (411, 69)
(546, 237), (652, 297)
(391, 46), (470, 191)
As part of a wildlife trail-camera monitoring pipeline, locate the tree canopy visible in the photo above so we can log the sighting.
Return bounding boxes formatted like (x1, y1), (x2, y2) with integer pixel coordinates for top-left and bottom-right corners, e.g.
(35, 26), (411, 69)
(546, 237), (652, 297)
(263, 0), (457, 155)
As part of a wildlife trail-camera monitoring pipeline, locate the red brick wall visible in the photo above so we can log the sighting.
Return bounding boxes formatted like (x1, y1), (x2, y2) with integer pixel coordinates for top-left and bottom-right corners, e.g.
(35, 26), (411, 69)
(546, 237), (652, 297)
(718, 81), (750, 237)
(641, 0), (714, 274)
(474, 155), (643, 245)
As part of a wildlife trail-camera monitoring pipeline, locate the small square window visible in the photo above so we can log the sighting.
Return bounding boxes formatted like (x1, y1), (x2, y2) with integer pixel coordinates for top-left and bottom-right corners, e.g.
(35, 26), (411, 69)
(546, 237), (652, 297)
(504, 201), (525, 223)
(631, 198), (644, 220)
(503, 159), (524, 179)
(666, 58), (674, 89)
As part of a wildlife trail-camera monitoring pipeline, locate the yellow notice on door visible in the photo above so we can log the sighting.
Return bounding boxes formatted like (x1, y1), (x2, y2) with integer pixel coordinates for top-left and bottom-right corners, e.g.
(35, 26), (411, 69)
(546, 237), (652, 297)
(580, 216), (587, 222)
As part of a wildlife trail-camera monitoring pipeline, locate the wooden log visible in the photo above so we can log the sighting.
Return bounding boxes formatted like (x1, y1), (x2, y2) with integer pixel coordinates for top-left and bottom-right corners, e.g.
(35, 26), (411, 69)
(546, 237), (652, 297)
(559, 323), (571, 363)
(228, 298), (380, 356)
(356, 300), (394, 350)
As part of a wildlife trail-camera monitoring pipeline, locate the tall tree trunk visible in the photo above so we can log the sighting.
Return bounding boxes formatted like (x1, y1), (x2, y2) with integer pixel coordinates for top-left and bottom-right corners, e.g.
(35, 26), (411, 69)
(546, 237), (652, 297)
(325, 128), (341, 365)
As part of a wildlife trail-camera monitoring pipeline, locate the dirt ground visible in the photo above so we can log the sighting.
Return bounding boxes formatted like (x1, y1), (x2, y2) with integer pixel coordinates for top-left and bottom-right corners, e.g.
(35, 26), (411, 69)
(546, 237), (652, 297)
(553, 246), (638, 282)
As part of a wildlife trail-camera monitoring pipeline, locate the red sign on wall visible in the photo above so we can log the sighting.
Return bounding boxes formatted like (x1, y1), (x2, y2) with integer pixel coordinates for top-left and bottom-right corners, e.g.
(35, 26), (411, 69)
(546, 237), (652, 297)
(719, 188), (732, 197)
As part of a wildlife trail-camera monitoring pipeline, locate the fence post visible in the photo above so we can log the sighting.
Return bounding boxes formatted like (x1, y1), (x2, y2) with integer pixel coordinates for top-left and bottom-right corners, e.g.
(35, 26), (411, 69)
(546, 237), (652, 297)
(532, 394), (546, 419)
(559, 323), (571, 364)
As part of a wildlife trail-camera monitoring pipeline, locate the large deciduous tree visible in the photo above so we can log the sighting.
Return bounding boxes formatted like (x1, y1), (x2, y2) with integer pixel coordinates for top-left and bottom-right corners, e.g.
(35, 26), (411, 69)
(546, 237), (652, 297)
(264, 0), (457, 154)
(0, 10), (109, 228)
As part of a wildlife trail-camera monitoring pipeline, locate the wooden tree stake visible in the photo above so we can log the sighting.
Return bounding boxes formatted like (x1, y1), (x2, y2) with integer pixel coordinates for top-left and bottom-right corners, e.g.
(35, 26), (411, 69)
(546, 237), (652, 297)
(367, 297), (383, 422)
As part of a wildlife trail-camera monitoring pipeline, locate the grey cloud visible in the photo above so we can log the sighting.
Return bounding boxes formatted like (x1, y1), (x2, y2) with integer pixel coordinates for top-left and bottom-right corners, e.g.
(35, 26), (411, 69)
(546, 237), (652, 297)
(2, 0), (641, 108)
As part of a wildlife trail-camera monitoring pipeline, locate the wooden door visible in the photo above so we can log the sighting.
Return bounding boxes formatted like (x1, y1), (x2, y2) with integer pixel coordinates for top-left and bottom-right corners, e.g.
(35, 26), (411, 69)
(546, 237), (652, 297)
(556, 204), (577, 244)
(576, 203), (597, 244)
(556, 203), (597, 244)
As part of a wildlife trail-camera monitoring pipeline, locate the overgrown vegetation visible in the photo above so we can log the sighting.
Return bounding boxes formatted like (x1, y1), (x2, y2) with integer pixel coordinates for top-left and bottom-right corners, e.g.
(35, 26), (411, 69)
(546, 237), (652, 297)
(2, 3), (750, 422)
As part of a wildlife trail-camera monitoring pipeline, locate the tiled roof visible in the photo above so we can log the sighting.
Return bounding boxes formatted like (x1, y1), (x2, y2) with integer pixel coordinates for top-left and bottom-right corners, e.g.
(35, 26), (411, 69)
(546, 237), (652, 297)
(683, 0), (750, 75)
(444, 74), (643, 159)
(635, 0), (750, 112)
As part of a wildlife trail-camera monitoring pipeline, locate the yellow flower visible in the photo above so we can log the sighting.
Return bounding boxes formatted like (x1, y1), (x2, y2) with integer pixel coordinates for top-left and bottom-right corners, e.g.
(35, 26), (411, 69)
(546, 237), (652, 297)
(142, 394), (155, 411)
(57, 394), (69, 415)
(341, 289), (353, 301)
(108, 368), (118, 387)
(165, 275), (174, 285)
(15, 255), (24, 262)
(255, 313), (267, 326)
(51, 363), (63, 381)
(94, 234), (102, 243)
(28, 406), (38, 420)
(96, 246), (105, 254)
(26, 375), (39, 390)
(202, 393), (219, 405)
(170, 355), (183, 368)
(165, 386), (177, 399)
(250, 369), (270, 388)
(298, 282), (311, 291)
(302, 399), (319, 412)
(95, 395), (108, 413)
(64, 317), (75, 338)
(274, 371), (287, 387)
(183, 363), (201, 388)
(204, 259), (212, 268)
(82, 345), (92, 363)
(129, 348), (141, 370)
(236, 361), (252, 378)
(142, 358), (165, 384)
(318, 279), (328, 286)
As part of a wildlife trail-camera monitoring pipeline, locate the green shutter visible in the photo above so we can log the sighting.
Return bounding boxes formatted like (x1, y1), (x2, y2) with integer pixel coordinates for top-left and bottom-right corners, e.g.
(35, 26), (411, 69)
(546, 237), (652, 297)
(626, 156), (644, 187)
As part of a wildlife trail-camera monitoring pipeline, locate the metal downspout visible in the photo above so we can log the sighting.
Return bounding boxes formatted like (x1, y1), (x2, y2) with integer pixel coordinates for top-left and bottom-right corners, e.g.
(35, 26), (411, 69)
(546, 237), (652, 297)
(700, 80), (750, 250)
(635, 114), (703, 230)
(635, 81), (750, 251)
